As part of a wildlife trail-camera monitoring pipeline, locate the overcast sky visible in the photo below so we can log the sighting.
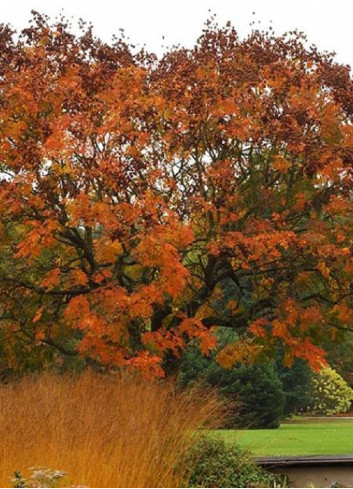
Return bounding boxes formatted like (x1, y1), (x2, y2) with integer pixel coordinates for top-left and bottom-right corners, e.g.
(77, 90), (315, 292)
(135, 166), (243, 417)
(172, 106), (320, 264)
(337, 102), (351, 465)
(2, 0), (353, 68)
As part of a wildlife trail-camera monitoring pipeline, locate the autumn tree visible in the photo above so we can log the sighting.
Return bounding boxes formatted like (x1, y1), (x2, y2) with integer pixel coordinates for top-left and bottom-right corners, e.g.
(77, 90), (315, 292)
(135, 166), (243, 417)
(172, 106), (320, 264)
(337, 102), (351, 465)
(1, 12), (353, 376)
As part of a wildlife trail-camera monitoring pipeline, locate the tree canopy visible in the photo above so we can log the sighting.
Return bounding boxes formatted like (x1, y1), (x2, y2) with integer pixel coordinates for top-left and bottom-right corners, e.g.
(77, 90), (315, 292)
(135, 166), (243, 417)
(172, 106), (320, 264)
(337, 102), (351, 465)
(1, 12), (353, 376)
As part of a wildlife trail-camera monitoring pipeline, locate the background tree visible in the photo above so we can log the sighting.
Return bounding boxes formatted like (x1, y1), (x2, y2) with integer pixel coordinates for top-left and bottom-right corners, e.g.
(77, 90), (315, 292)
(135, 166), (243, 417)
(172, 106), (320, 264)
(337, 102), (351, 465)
(181, 353), (285, 429)
(179, 331), (312, 428)
(321, 332), (353, 387)
(278, 357), (314, 416)
(1, 13), (353, 375)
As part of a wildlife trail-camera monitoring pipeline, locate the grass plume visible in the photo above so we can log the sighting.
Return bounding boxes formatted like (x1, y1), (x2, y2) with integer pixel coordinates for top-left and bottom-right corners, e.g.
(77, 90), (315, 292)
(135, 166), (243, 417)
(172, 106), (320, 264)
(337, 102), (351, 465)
(0, 371), (223, 487)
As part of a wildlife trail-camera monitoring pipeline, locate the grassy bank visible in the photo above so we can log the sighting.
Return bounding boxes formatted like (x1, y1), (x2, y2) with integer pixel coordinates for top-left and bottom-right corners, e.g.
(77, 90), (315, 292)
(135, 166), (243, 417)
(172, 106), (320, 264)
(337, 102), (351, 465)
(211, 421), (353, 456)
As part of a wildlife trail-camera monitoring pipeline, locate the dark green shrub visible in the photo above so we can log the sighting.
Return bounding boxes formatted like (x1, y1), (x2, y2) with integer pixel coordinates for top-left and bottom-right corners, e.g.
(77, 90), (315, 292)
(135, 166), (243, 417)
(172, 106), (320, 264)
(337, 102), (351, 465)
(278, 358), (314, 416)
(218, 361), (285, 429)
(179, 333), (285, 428)
(184, 437), (285, 488)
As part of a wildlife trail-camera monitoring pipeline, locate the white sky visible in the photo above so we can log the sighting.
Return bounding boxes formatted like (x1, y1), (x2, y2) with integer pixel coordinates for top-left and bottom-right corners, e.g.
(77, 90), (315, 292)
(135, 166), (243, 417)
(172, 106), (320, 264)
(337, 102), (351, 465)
(2, 0), (353, 68)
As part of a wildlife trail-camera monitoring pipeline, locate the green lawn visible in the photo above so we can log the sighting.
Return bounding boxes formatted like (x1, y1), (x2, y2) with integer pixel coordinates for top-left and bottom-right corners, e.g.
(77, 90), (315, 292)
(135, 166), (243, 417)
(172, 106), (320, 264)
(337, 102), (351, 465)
(210, 421), (353, 456)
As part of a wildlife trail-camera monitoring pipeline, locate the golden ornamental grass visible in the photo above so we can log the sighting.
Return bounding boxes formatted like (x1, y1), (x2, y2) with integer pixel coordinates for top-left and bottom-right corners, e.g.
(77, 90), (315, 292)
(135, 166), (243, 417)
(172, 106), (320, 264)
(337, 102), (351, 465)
(0, 371), (223, 487)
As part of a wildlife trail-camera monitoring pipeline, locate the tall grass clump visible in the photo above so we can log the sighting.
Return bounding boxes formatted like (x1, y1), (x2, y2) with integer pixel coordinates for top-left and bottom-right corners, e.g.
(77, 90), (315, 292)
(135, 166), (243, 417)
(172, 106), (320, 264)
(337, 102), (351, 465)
(0, 371), (223, 487)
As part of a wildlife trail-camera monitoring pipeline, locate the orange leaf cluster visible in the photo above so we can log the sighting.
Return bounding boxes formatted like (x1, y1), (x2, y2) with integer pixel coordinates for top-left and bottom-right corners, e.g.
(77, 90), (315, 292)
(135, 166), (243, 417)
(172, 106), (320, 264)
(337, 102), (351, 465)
(1, 14), (353, 375)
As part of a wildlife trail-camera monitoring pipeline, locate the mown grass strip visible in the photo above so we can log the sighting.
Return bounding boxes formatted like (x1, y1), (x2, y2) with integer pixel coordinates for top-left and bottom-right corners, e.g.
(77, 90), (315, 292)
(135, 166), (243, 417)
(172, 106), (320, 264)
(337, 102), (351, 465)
(210, 421), (353, 456)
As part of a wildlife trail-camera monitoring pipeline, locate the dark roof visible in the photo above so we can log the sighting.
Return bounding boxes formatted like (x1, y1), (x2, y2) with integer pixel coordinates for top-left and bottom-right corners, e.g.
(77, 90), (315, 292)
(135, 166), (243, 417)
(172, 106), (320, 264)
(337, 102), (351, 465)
(255, 455), (353, 468)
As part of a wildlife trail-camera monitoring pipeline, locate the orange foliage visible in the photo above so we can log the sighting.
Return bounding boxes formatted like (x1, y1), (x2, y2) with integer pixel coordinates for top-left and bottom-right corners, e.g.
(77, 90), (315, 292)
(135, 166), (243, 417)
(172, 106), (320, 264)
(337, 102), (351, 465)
(1, 13), (353, 375)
